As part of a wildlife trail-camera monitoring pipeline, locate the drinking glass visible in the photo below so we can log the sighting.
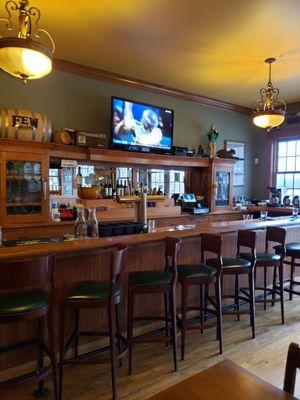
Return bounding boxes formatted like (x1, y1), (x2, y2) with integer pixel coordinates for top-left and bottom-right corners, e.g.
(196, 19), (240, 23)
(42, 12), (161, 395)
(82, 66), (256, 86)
(292, 208), (298, 219)
(260, 211), (268, 221)
(147, 219), (156, 232)
(243, 214), (253, 220)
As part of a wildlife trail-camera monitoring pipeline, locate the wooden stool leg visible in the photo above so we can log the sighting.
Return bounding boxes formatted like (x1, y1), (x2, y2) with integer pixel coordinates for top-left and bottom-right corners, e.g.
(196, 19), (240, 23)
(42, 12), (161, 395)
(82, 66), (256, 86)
(170, 287), (178, 371)
(279, 260), (285, 325)
(215, 277), (223, 354)
(181, 282), (187, 361)
(108, 301), (117, 400)
(59, 306), (66, 400)
(263, 266), (267, 310)
(204, 284), (208, 322)
(290, 257), (295, 301)
(249, 271), (256, 339)
(164, 292), (170, 342)
(47, 307), (59, 400)
(127, 287), (134, 375)
(200, 284), (203, 334)
(74, 309), (79, 358)
(34, 317), (47, 397)
(272, 266), (277, 306)
(115, 303), (122, 367)
(235, 274), (240, 321)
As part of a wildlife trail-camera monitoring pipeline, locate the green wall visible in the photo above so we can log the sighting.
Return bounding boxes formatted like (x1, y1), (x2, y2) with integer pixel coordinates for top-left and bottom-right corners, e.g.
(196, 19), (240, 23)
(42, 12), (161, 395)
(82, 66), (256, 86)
(0, 70), (265, 198)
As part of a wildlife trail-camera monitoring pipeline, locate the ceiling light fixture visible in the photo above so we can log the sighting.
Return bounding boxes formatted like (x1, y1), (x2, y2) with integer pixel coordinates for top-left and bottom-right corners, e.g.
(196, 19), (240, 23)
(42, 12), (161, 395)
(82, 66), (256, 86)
(0, 0), (55, 84)
(252, 58), (286, 132)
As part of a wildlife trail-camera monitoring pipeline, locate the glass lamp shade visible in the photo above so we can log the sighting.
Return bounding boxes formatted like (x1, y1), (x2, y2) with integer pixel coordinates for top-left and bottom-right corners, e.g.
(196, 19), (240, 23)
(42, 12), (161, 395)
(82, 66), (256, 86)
(253, 110), (285, 130)
(0, 38), (53, 81)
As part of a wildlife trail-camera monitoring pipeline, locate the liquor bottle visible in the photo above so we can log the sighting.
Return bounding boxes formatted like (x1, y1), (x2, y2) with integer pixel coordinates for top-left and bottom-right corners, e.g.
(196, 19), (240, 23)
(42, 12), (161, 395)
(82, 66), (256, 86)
(124, 180), (129, 196)
(108, 182), (113, 198)
(120, 181), (124, 196)
(75, 166), (83, 189)
(104, 182), (109, 198)
(157, 186), (163, 195)
(116, 180), (121, 196)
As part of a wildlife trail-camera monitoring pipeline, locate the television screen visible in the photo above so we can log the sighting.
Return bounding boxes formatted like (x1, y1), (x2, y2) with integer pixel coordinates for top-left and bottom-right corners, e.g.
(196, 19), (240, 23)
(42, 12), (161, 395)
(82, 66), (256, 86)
(111, 97), (173, 153)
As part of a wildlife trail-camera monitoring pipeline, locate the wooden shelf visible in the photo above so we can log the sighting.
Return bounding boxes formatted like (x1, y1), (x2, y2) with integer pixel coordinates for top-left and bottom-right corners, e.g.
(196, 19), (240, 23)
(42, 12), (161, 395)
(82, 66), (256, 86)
(0, 139), (238, 169)
(7, 202), (41, 206)
(88, 148), (210, 168)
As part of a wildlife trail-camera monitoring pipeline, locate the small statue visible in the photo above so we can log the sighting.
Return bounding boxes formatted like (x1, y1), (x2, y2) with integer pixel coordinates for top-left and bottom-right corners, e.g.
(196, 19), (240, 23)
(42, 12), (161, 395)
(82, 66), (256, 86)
(197, 144), (209, 157)
(216, 148), (236, 159)
(207, 124), (219, 158)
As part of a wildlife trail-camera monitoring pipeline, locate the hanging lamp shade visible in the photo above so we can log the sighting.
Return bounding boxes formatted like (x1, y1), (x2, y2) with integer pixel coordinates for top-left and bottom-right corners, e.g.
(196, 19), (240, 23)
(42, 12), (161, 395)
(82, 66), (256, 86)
(252, 58), (286, 132)
(0, 1), (55, 83)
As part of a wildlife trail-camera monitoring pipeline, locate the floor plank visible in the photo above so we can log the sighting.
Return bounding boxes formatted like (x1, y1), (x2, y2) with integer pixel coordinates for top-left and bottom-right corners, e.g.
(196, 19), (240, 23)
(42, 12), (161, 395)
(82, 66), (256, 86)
(2, 295), (300, 399)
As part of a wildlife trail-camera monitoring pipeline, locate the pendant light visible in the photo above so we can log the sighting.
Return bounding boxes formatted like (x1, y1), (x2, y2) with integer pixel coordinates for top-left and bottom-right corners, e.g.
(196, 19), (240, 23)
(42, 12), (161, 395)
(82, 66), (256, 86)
(0, 0), (55, 84)
(252, 58), (286, 132)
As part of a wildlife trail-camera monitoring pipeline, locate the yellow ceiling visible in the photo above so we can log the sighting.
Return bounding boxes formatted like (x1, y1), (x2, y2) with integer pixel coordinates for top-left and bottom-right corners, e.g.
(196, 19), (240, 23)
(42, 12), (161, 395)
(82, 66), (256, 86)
(2, 0), (300, 107)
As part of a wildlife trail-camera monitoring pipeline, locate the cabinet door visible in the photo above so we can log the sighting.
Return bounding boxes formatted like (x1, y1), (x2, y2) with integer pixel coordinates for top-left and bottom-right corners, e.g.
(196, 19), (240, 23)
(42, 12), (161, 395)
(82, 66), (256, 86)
(211, 164), (234, 211)
(1, 151), (49, 223)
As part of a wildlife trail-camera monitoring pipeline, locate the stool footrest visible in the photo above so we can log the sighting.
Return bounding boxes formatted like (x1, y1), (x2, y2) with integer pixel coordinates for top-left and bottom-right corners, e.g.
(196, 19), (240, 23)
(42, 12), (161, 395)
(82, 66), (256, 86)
(0, 367), (51, 389)
(223, 309), (250, 315)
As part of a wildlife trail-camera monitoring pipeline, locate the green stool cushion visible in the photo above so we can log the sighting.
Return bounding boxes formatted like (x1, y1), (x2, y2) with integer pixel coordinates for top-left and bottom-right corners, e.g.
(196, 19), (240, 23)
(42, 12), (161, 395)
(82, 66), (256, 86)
(207, 257), (251, 271)
(129, 271), (172, 287)
(240, 252), (281, 263)
(65, 281), (120, 301)
(178, 264), (217, 280)
(285, 243), (300, 257)
(0, 289), (49, 315)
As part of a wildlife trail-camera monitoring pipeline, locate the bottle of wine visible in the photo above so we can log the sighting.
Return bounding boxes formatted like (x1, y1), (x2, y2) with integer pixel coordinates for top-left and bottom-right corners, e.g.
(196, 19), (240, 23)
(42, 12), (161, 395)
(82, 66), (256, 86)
(108, 182), (113, 198)
(104, 182), (109, 198)
(117, 180), (121, 197)
(124, 180), (129, 196)
(75, 166), (83, 189)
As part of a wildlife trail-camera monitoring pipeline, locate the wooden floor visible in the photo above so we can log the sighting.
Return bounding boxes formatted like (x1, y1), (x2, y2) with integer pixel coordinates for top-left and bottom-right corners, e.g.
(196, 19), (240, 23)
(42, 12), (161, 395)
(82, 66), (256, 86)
(3, 295), (300, 400)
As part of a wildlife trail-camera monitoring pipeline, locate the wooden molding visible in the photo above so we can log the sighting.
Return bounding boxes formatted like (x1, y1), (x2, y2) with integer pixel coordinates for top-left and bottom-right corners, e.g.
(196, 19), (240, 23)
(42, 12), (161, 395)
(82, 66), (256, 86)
(53, 58), (251, 115)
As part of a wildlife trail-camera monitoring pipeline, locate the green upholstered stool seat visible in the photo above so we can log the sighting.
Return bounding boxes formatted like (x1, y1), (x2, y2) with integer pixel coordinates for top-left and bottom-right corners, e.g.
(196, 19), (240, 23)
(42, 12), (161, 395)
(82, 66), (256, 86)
(240, 252), (280, 263)
(178, 264), (217, 280)
(65, 281), (120, 301)
(284, 243), (300, 257)
(129, 271), (172, 287)
(0, 289), (49, 315)
(207, 257), (251, 273)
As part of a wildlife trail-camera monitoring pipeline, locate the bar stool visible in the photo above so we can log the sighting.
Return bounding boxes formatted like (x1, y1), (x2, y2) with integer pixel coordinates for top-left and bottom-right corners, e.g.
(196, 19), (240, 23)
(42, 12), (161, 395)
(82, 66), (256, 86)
(59, 244), (128, 400)
(178, 233), (223, 360)
(0, 255), (58, 399)
(240, 227), (286, 324)
(206, 230), (257, 338)
(275, 242), (300, 300)
(127, 237), (182, 374)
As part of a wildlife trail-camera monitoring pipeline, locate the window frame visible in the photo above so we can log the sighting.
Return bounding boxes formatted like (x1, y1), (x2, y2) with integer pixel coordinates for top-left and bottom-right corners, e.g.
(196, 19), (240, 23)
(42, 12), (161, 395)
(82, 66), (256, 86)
(225, 140), (245, 187)
(267, 128), (300, 197)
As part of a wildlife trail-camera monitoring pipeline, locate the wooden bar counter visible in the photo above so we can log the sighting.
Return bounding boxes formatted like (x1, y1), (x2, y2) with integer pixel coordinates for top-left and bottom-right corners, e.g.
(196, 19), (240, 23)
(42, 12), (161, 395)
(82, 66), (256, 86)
(1, 216), (300, 379)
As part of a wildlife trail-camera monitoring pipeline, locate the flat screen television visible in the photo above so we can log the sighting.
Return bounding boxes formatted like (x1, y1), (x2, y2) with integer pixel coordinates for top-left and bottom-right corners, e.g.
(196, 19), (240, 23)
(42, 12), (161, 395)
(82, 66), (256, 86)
(111, 97), (174, 154)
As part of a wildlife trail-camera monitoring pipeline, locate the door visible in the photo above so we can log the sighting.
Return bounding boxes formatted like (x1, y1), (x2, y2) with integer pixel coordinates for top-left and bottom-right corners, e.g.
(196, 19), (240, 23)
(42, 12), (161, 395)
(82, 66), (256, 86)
(1, 151), (50, 223)
(211, 162), (234, 212)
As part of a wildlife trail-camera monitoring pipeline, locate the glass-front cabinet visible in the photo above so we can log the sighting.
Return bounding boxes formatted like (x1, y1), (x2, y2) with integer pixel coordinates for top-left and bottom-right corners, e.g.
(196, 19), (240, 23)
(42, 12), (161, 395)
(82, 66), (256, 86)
(1, 151), (50, 223)
(210, 160), (235, 211)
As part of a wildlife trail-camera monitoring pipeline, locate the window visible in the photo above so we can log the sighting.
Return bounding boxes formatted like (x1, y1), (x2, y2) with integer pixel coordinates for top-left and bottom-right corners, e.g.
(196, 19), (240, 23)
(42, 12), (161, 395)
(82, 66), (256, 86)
(225, 141), (245, 186)
(78, 165), (94, 187)
(147, 169), (185, 195)
(49, 169), (60, 193)
(275, 140), (300, 197)
(149, 169), (165, 192)
(62, 167), (74, 195)
(169, 170), (185, 195)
